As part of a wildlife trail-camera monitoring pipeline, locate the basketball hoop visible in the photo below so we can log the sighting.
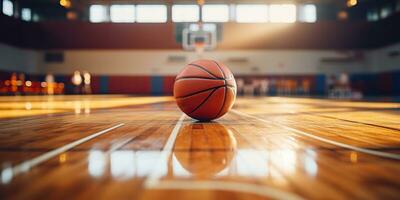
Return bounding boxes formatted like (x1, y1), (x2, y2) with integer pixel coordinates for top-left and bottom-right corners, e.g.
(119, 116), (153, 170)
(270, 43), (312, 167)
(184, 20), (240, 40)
(182, 23), (217, 55)
(194, 41), (205, 54)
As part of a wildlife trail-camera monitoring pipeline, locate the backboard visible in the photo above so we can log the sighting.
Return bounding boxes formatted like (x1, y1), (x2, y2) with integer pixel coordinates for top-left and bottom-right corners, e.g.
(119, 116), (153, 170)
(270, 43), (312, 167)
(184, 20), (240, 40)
(175, 23), (222, 53)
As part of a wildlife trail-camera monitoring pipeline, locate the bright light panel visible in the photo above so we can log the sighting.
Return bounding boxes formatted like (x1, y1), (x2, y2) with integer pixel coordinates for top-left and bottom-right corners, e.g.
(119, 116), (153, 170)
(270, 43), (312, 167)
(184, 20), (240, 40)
(89, 5), (108, 23)
(380, 6), (392, 19)
(269, 4), (296, 23)
(299, 4), (316, 23)
(236, 5), (268, 23)
(32, 14), (39, 22)
(202, 5), (229, 22)
(367, 10), (379, 21)
(172, 5), (199, 22)
(136, 5), (167, 23)
(110, 5), (135, 23)
(21, 8), (31, 21)
(2, 0), (13, 16)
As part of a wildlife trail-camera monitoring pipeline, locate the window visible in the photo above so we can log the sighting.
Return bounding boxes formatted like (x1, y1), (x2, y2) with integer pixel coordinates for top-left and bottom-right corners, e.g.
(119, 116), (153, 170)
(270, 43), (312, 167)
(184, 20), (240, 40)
(172, 5), (199, 22)
(89, 5), (108, 23)
(110, 5), (135, 22)
(269, 4), (296, 23)
(397, 1), (400, 12)
(380, 5), (392, 19)
(2, 0), (13, 16)
(367, 9), (379, 21)
(236, 4), (268, 23)
(32, 13), (40, 22)
(21, 8), (31, 21)
(136, 5), (167, 23)
(202, 5), (229, 22)
(299, 4), (316, 23)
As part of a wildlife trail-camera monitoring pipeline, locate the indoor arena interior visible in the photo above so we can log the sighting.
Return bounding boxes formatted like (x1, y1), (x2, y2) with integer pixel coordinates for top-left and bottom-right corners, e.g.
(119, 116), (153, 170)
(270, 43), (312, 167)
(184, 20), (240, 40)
(0, 0), (400, 199)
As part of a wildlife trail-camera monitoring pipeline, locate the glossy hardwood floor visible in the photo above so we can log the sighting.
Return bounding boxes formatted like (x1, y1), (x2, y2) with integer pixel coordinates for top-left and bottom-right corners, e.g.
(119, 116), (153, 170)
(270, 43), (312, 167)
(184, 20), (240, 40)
(0, 95), (400, 200)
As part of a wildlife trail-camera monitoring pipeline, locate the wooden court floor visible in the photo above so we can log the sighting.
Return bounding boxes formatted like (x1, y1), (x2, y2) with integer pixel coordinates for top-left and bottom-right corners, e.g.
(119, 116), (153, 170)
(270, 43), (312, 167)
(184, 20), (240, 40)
(0, 95), (400, 200)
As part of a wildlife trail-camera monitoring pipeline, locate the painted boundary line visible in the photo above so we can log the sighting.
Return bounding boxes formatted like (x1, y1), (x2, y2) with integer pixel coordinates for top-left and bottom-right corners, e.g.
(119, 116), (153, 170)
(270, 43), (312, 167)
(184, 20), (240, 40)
(144, 113), (305, 200)
(144, 114), (186, 187)
(12, 123), (125, 176)
(232, 109), (400, 160)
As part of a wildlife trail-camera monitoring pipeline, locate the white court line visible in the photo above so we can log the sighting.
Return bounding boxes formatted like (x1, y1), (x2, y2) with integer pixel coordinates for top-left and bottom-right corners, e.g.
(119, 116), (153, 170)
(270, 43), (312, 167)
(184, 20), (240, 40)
(12, 123), (125, 176)
(151, 180), (305, 200)
(144, 114), (304, 200)
(144, 114), (186, 187)
(232, 109), (400, 160)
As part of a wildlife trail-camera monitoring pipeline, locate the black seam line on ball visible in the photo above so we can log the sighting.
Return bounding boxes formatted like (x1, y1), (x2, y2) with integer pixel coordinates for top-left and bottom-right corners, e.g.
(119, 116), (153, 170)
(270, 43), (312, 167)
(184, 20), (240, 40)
(188, 63), (220, 79)
(188, 87), (219, 115)
(227, 85), (237, 97)
(175, 85), (235, 99)
(212, 60), (226, 79)
(176, 76), (234, 81)
(213, 59), (228, 118)
(214, 85), (227, 119)
(175, 76), (225, 81)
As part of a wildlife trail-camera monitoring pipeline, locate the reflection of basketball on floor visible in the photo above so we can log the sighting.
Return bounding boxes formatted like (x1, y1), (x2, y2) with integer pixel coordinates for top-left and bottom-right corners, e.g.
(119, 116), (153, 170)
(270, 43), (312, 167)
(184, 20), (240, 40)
(174, 60), (237, 121)
(174, 123), (236, 178)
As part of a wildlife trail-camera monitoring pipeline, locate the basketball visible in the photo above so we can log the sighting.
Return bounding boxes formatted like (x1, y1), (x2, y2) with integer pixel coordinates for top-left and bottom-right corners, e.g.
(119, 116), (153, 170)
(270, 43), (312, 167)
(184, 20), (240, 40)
(2, 1), (399, 199)
(174, 60), (236, 121)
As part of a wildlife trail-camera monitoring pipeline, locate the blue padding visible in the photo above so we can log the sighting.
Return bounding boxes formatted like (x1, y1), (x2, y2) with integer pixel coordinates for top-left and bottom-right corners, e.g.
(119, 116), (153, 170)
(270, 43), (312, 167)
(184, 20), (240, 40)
(151, 76), (163, 95)
(54, 75), (67, 83)
(36, 75), (46, 82)
(269, 87), (277, 96)
(55, 75), (74, 94)
(315, 75), (326, 95)
(99, 76), (109, 94)
(350, 73), (378, 96)
(393, 71), (400, 95)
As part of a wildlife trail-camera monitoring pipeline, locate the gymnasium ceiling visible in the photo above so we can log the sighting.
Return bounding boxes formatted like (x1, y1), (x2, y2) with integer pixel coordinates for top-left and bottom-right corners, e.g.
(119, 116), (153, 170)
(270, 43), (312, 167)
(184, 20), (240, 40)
(13, 0), (396, 13)
(12, 0), (392, 13)
(14, 0), (389, 6)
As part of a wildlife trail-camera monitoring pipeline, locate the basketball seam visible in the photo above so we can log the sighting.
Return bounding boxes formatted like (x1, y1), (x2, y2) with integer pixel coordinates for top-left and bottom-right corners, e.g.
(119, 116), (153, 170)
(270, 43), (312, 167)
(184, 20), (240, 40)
(213, 60), (227, 119)
(214, 86), (227, 119)
(175, 85), (235, 99)
(212, 60), (226, 79)
(188, 87), (219, 115)
(188, 63), (220, 79)
(175, 77), (225, 81)
(176, 76), (234, 81)
(228, 85), (237, 97)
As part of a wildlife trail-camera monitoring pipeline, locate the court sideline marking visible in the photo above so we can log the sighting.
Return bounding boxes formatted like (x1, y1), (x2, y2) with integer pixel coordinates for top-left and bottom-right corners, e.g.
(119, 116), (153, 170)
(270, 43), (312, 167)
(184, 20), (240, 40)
(232, 109), (400, 160)
(11, 123), (125, 176)
(144, 114), (186, 187)
(144, 114), (305, 200)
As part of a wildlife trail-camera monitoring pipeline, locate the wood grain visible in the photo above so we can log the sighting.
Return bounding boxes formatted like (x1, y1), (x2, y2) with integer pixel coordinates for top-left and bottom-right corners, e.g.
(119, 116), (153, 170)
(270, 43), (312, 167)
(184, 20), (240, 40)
(0, 96), (399, 200)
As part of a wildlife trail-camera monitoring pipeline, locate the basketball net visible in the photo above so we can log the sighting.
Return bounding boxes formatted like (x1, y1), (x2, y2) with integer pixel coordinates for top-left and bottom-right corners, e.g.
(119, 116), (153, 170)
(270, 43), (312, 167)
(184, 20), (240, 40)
(194, 22), (205, 57)
(194, 41), (205, 56)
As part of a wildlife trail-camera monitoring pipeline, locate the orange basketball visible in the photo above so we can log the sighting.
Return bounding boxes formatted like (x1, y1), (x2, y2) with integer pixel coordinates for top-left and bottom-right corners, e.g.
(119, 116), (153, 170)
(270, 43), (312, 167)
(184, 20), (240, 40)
(174, 60), (236, 121)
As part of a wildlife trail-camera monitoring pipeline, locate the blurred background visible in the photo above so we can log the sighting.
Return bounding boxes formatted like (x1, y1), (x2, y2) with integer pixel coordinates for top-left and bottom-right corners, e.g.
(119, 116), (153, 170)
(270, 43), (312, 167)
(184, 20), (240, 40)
(0, 0), (399, 99)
